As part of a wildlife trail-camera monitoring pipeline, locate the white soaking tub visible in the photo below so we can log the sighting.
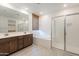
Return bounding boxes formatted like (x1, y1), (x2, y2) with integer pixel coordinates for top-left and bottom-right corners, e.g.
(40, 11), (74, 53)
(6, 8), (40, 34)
(33, 30), (51, 48)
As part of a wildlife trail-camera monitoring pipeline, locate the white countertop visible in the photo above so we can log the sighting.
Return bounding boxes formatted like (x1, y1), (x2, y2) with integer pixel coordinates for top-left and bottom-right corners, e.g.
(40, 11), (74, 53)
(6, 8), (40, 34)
(0, 32), (32, 39)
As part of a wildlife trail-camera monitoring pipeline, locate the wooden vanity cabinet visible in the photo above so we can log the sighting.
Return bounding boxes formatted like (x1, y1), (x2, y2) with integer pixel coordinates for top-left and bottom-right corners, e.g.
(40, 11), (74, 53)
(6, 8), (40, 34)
(0, 38), (10, 56)
(17, 36), (24, 50)
(24, 34), (33, 47)
(0, 34), (33, 56)
(9, 37), (18, 53)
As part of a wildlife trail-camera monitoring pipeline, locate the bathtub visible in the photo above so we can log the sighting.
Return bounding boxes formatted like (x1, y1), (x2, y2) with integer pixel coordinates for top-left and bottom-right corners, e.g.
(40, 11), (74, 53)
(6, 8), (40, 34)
(33, 30), (51, 48)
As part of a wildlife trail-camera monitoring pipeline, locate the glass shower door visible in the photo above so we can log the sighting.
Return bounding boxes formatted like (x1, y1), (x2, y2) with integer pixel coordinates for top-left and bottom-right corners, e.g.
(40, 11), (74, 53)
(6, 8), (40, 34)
(52, 16), (64, 50)
(66, 14), (79, 54)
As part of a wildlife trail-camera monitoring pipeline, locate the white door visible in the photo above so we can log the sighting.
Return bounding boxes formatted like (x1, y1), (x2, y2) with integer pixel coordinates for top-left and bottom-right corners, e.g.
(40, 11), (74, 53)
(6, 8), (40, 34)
(66, 14), (79, 54)
(52, 16), (64, 50)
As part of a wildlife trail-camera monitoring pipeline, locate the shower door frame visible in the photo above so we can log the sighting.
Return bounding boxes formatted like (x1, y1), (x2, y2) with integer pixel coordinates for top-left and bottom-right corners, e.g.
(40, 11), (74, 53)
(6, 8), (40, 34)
(51, 15), (66, 50)
(51, 12), (79, 55)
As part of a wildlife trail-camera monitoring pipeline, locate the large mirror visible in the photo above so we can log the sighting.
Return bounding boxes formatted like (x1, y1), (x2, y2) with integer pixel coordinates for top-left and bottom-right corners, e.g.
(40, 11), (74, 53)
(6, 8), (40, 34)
(0, 5), (29, 33)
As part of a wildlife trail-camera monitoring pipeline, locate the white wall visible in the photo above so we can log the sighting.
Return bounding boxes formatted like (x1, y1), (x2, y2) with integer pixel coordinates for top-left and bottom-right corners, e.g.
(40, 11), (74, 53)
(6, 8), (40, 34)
(39, 15), (52, 39)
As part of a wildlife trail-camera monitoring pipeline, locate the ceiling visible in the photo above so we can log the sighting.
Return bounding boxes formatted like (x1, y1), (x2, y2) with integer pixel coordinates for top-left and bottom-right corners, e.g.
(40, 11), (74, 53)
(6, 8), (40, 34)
(8, 3), (79, 16)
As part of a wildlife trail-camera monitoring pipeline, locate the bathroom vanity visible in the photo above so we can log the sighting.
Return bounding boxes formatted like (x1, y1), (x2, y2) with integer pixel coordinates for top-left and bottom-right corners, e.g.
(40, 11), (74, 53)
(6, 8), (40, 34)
(0, 33), (33, 56)
(0, 5), (33, 56)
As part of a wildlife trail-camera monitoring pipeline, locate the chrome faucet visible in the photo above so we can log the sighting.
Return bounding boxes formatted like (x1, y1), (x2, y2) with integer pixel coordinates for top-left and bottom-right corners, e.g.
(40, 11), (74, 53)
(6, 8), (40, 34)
(4, 33), (8, 36)
(24, 32), (26, 34)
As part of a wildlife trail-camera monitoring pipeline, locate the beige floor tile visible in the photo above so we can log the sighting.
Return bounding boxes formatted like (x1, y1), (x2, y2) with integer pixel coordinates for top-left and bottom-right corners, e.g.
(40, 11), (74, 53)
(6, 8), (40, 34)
(10, 44), (78, 56)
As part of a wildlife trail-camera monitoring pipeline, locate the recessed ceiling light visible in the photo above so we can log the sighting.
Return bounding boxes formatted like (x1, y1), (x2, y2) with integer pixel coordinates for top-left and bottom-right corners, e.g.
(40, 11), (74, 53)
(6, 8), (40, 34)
(64, 4), (67, 7)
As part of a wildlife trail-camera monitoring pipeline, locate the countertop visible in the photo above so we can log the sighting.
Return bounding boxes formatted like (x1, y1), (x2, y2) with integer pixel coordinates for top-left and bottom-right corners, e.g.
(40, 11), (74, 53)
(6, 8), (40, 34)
(0, 32), (32, 39)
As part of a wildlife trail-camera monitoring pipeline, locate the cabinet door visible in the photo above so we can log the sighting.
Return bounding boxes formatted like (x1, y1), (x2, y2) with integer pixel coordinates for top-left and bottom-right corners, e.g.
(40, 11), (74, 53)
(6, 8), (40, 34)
(18, 36), (24, 50)
(24, 34), (33, 47)
(0, 39), (10, 55)
(9, 37), (17, 53)
(24, 35), (29, 47)
(28, 34), (33, 45)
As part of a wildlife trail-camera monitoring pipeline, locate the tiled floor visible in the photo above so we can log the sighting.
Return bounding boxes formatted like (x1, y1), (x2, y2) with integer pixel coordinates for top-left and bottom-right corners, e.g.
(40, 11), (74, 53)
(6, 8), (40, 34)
(10, 44), (78, 56)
